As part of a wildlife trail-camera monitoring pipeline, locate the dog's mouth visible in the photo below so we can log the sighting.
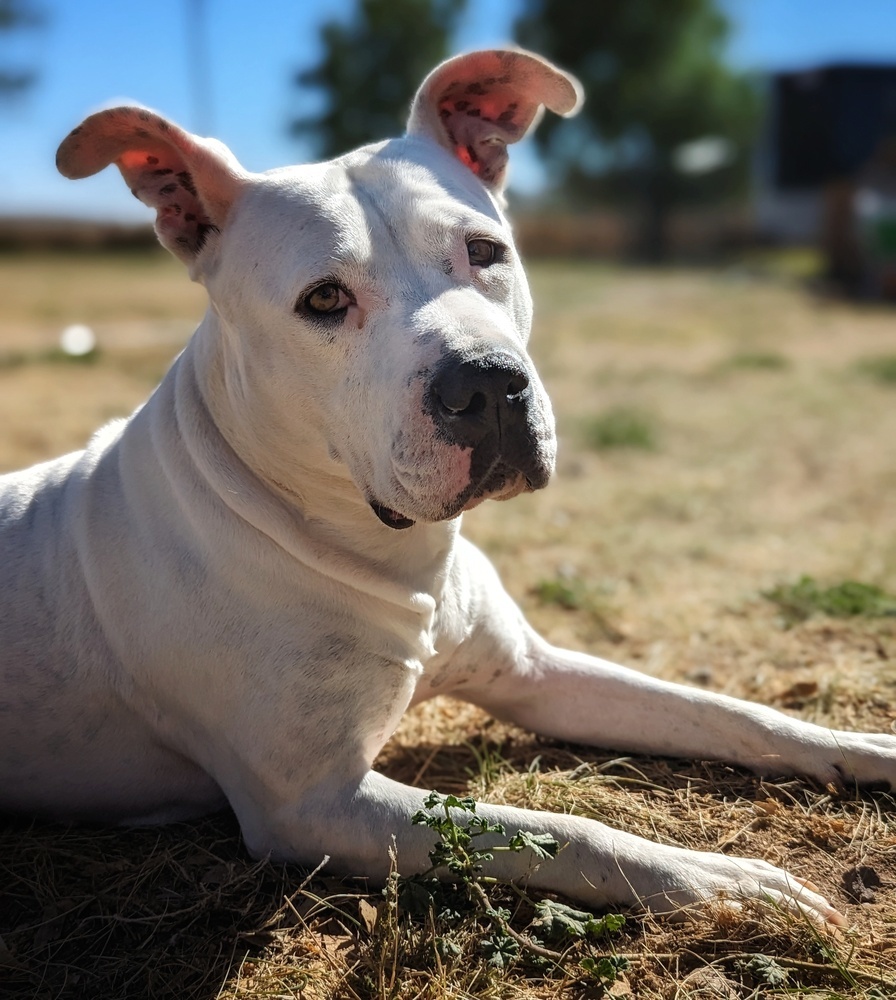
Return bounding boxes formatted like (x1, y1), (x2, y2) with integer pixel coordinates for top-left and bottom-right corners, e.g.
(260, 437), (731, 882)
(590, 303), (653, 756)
(369, 465), (540, 531)
(369, 501), (416, 530)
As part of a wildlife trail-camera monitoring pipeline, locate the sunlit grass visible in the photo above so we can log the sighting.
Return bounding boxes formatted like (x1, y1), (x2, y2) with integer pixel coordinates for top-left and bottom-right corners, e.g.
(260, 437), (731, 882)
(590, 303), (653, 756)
(2, 252), (896, 999)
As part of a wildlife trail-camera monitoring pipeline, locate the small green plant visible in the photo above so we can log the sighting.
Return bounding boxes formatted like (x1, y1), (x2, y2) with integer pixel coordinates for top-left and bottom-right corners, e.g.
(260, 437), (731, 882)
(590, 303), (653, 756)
(725, 350), (790, 370)
(533, 575), (624, 642)
(583, 406), (656, 451)
(391, 792), (627, 981)
(763, 575), (896, 625)
(534, 576), (589, 611)
(735, 953), (789, 987)
(855, 353), (896, 384)
(0, 346), (100, 369)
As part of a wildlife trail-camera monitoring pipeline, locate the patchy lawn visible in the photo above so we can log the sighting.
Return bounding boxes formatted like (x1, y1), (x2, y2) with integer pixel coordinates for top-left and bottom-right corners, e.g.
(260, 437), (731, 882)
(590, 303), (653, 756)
(1, 251), (894, 999)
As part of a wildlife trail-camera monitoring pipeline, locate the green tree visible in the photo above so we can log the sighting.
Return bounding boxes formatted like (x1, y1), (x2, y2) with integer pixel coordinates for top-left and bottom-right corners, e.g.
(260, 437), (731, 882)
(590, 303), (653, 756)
(515, 0), (759, 260)
(0, 0), (43, 99)
(291, 0), (466, 158)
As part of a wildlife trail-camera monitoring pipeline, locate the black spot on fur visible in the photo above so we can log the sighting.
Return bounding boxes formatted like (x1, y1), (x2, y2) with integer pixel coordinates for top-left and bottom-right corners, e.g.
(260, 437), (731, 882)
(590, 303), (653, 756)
(153, 168), (174, 176)
(466, 108), (481, 117)
(146, 155), (159, 165)
(497, 110), (516, 123)
(195, 223), (219, 251)
(177, 171), (197, 196)
(138, 110), (150, 121)
(465, 82), (486, 96)
(159, 183), (177, 195)
(185, 212), (196, 221)
(454, 100), (469, 111)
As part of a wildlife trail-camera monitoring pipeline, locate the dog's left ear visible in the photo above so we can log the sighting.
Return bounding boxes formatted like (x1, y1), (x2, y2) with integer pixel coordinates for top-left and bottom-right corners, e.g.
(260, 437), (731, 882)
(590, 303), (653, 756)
(407, 48), (582, 192)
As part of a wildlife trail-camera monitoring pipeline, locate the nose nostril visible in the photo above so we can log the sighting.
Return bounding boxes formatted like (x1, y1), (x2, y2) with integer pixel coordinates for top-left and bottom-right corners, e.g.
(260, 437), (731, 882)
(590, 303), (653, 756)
(506, 373), (529, 398)
(430, 353), (530, 427)
(440, 389), (486, 417)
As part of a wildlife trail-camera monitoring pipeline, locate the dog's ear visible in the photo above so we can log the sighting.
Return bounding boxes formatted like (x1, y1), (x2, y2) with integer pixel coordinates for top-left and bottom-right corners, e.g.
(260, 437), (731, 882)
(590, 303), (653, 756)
(407, 49), (581, 192)
(57, 107), (247, 267)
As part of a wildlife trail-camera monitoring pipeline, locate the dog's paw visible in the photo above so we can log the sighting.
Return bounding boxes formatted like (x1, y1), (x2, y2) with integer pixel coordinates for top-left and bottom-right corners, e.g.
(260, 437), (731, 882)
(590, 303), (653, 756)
(748, 723), (896, 793)
(623, 847), (846, 927)
(770, 727), (896, 792)
(814, 730), (896, 792)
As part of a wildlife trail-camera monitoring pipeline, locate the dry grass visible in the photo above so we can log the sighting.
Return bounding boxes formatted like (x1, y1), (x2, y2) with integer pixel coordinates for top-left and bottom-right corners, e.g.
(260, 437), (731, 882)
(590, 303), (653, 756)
(1, 249), (895, 998)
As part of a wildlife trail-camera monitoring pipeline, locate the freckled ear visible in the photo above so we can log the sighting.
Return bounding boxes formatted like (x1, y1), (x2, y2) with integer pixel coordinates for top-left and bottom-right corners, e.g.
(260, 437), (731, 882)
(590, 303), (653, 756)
(407, 48), (582, 192)
(56, 106), (248, 267)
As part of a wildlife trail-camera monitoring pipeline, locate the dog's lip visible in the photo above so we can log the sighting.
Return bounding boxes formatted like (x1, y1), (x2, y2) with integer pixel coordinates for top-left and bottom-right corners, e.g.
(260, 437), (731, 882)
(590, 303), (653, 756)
(370, 467), (536, 529)
(369, 500), (416, 530)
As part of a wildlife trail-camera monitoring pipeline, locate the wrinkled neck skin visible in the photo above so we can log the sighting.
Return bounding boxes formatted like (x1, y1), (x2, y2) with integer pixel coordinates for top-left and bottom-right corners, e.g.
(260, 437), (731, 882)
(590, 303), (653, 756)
(182, 316), (458, 611)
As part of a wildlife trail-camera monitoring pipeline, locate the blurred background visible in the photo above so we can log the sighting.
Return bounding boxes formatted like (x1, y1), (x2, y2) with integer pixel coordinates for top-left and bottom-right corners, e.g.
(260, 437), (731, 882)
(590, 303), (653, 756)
(2, 0), (896, 287)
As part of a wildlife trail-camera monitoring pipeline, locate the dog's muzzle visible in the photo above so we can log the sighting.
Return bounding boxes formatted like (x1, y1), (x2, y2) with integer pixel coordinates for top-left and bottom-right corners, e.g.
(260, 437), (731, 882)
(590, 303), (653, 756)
(430, 349), (550, 481)
(370, 350), (554, 530)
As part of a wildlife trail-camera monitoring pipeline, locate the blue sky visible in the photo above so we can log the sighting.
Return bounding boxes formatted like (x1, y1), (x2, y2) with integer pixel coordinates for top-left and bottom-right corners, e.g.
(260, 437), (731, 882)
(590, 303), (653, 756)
(2, 0), (896, 222)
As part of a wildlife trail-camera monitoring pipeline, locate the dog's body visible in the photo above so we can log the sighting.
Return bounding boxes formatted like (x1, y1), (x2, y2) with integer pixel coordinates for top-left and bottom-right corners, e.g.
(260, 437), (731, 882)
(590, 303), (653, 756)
(3, 50), (895, 925)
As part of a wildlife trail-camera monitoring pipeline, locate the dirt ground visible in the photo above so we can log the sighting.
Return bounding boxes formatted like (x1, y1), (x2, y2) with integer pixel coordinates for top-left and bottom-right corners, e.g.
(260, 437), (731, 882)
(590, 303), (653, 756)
(1, 250), (894, 999)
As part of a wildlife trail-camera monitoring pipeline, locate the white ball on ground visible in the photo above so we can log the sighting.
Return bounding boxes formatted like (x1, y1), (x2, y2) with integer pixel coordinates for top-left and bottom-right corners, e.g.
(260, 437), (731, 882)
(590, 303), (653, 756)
(59, 324), (96, 356)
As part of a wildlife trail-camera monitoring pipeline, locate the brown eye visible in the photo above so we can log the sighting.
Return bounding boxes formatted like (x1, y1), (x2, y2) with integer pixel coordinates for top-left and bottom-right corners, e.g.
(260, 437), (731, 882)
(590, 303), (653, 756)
(301, 282), (352, 316)
(467, 239), (501, 267)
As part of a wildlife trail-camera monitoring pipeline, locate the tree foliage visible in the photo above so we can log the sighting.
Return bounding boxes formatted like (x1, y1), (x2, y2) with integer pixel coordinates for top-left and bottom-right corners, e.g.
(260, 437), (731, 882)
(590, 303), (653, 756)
(291, 0), (466, 158)
(0, 0), (43, 99)
(515, 0), (760, 257)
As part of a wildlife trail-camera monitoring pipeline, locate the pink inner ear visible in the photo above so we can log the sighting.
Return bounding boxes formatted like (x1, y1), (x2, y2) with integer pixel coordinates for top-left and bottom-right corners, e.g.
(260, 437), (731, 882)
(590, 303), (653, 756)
(435, 83), (533, 187)
(408, 50), (582, 191)
(120, 147), (169, 170)
(115, 143), (219, 261)
(455, 145), (481, 175)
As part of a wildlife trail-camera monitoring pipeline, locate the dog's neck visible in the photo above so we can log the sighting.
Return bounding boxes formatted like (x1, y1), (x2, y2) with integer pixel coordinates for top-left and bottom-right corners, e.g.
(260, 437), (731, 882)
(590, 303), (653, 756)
(162, 318), (460, 612)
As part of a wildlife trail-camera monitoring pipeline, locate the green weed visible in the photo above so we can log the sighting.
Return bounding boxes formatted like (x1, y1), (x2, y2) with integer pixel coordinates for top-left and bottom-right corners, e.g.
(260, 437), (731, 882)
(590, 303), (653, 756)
(724, 350), (790, 370)
(855, 353), (896, 384)
(533, 576), (590, 611)
(582, 405), (656, 450)
(390, 792), (627, 981)
(533, 575), (624, 641)
(763, 575), (896, 625)
(0, 346), (100, 369)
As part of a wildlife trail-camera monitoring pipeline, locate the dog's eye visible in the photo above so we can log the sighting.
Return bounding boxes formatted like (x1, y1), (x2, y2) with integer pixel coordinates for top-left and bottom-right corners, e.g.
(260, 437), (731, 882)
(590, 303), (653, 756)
(300, 282), (352, 317)
(467, 239), (502, 268)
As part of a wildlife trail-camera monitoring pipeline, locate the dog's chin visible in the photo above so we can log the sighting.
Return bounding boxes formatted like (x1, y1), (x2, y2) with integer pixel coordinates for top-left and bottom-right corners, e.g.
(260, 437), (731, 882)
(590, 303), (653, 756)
(370, 469), (544, 530)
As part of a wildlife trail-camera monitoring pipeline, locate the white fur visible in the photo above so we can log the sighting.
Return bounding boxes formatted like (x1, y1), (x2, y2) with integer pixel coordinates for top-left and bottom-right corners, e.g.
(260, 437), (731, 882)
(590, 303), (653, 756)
(3, 50), (894, 927)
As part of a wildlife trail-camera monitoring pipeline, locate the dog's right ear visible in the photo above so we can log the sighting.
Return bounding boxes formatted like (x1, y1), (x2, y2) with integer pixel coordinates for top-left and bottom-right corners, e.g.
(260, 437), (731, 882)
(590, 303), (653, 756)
(57, 107), (248, 269)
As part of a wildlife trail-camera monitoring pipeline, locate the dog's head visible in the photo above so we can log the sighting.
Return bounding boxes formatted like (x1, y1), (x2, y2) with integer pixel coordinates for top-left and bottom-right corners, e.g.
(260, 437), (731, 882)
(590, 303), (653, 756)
(57, 50), (581, 529)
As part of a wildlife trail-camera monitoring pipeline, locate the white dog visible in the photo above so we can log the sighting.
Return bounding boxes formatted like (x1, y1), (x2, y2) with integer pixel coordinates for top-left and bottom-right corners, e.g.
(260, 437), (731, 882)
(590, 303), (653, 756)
(2, 50), (894, 926)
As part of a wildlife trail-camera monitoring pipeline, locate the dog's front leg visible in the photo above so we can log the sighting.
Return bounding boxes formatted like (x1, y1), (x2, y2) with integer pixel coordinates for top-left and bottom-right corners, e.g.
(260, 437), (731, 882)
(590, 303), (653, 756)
(444, 543), (896, 792)
(246, 769), (843, 924)
(465, 631), (896, 793)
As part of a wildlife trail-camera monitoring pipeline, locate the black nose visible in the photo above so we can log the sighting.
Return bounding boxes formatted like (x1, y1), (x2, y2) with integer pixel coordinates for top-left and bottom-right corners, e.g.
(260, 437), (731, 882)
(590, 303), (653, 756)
(429, 351), (531, 446)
